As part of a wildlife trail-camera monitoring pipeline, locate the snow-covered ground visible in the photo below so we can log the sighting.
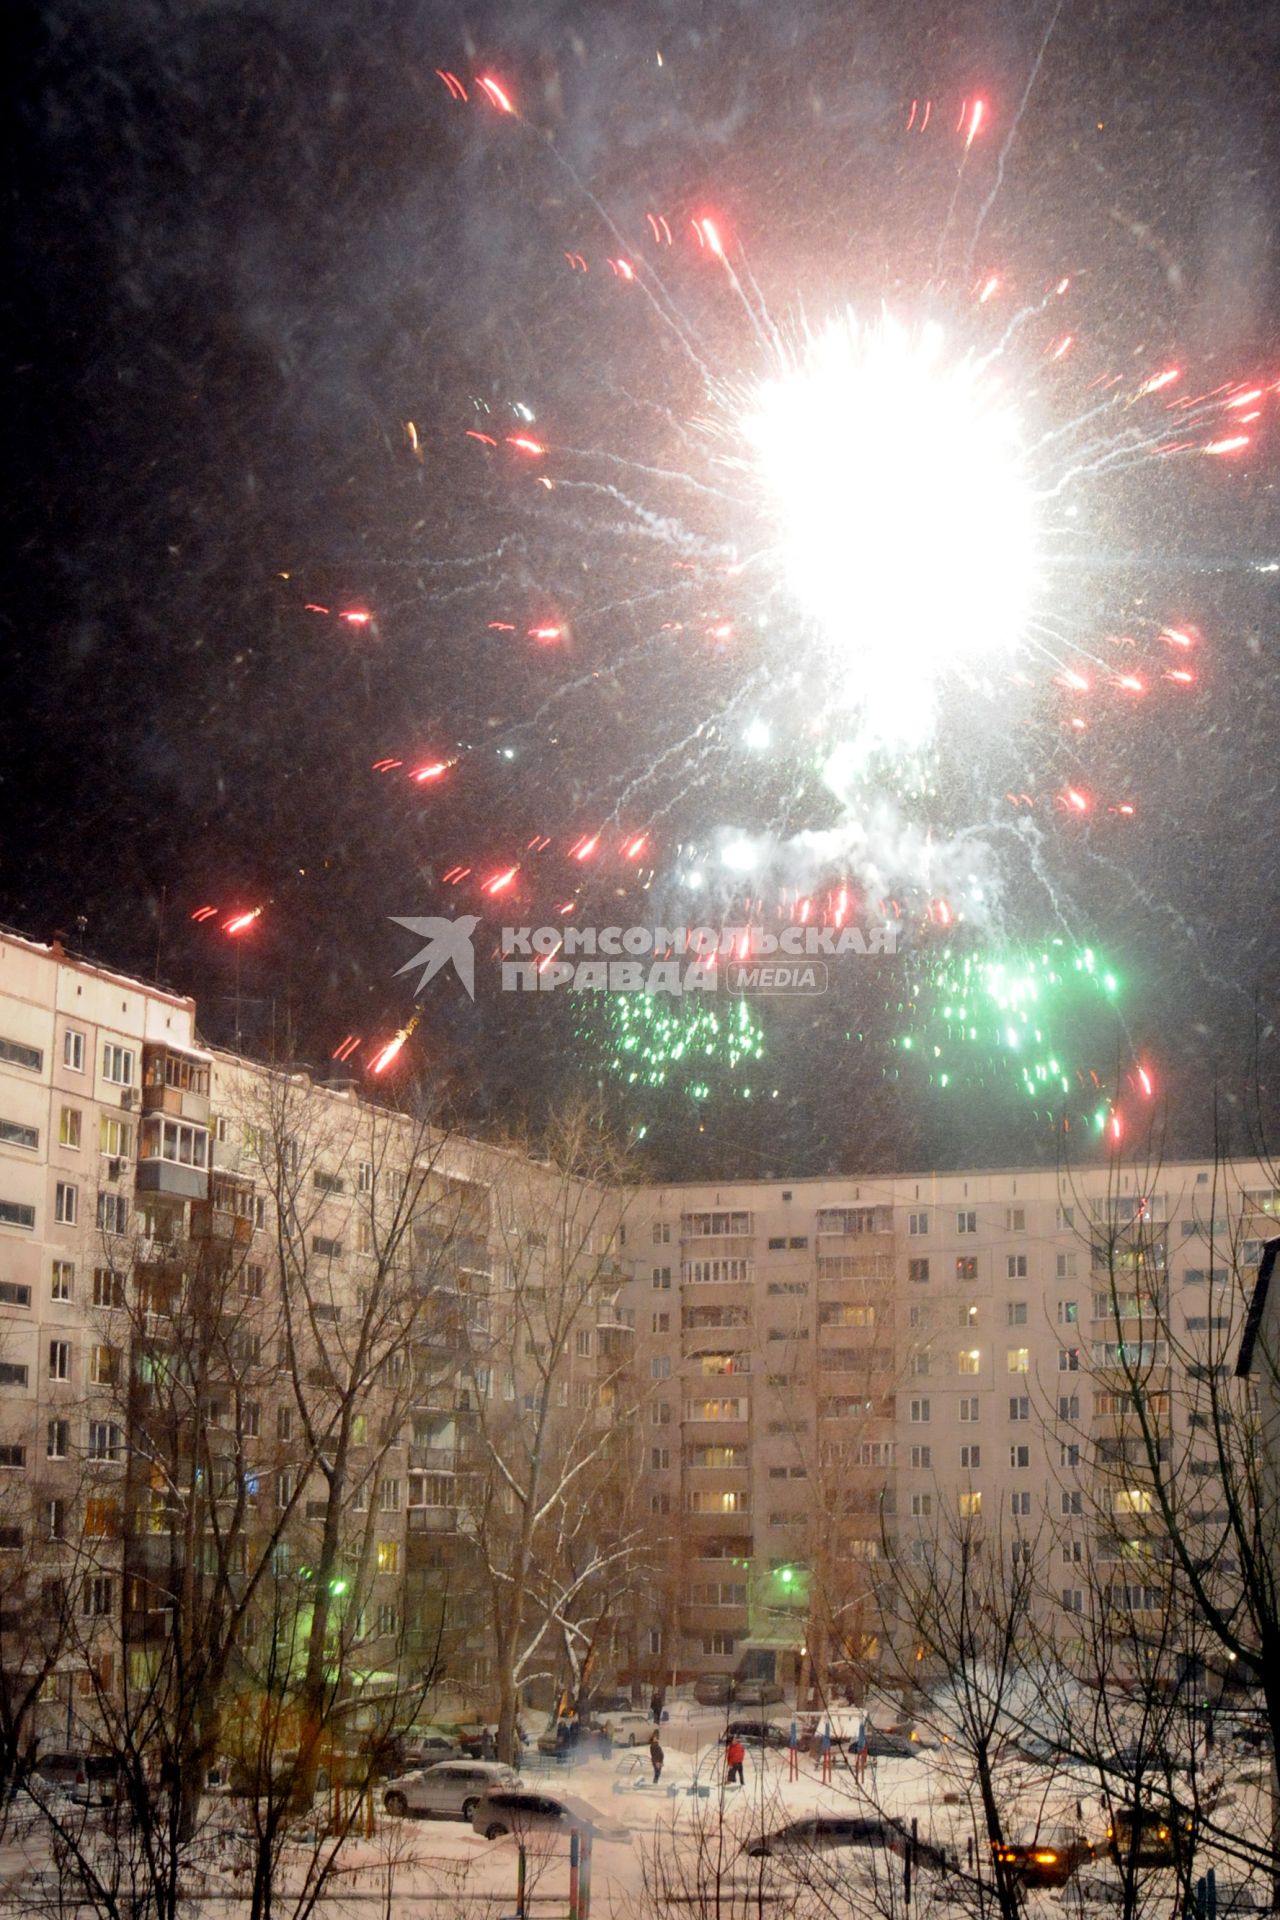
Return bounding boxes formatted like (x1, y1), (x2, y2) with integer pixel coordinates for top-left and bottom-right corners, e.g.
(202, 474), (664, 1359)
(0, 1709), (1271, 1916)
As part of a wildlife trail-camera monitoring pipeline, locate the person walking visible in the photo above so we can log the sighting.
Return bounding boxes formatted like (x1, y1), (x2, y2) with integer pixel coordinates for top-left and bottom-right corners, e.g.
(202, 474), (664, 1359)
(725, 1735), (746, 1787)
(649, 1730), (664, 1784)
(650, 1687), (665, 1724)
(853, 1717), (869, 1783)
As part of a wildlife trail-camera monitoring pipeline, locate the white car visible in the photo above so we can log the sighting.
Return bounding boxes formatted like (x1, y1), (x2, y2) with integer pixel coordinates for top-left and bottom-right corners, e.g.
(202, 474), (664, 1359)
(383, 1760), (518, 1821)
(605, 1710), (657, 1746)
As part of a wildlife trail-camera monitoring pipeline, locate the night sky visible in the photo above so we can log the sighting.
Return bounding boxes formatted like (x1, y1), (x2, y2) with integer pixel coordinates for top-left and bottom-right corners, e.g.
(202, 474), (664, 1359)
(6, 0), (1278, 1178)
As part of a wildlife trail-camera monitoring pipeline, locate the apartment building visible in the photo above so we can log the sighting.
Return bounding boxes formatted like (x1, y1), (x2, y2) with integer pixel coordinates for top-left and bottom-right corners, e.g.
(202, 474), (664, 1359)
(0, 930), (635, 1755)
(623, 1161), (1278, 1693)
(3, 926), (1274, 1744)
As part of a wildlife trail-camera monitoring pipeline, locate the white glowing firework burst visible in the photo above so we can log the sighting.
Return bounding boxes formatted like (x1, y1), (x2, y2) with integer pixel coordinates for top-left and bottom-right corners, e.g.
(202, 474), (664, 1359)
(732, 310), (1039, 763)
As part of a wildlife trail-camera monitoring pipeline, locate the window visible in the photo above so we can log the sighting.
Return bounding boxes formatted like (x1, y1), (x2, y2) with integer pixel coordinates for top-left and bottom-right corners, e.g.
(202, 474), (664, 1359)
(652, 1221), (671, 1244)
(63, 1030), (84, 1071)
(1060, 1442), (1081, 1466)
(909, 1398), (931, 1424)
(98, 1116), (132, 1157)
(357, 1160), (374, 1194)
(0, 1361), (29, 1386)
(957, 1210), (977, 1234)
(1007, 1348), (1029, 1373)
(910, 1349), (930, 1376)
(49, 1340), (71, 1382)
(46, 1418), (69, 1458)
(89, 1345), (120, 1386)
(650, 1355), (671, 1379)
(956, 1347), (979, 1375)
(87, 1421), (122, 1462)
(92, 1267), (125, 1310)
(243, 1401), (260, 1438)
(1058, 1346), (1080, 1372)
(651, 1266), (671, 1289)
(276, 1405), (292, 1442)
(1062, 1540), (1083, 1565)
(910, 1444), (932, 1468)
(313, 1169), (345, 1195)
(0, 1281), (30, 1308)
(376, 1541), (399, 1574)
(1061, 1490), (1083, 1516)
(102, 1043), (134, 1085)
(276, 1469), (294, 1509)
(1058, 1394), (1080, 1421)
(83, 1497), (120, 1539)
(1112, 1488), (1153, 1516)
(959, 1397), (980, 1423)
(1009, 1396), (1030, 1421)
(1056, 1206), (1075, 1229)
(379, 1478), (402, 1512)
(1057, 1298), (1078, 1323)
(575, 1330), (593, 1358)
(650, 1447), (670, 1470)
(55, 1182), (77, 1225)
(960, 1443), (981, 1468)
(701, 1631), (737, 1657)
(767, 1236), (785, 1250)
(650, 1492), (670, 1515)
(1061, 1589), (1083, 1614)
(50, 1260), (73, 1301)
(789, 1235), (808, 1249)
(0, 1037), (42, 1072)
(908, 1258), (930, 1283)
(356, 1218), (373, 1254)
(683, 1210), (750, 1236)
(1006, 1300), (1027, 1325)
(1010, 1490), (1031, 1516)
(1006, 1208), (1026, 1232)
(0, 1118), (39, 1152)
(686, 1258), (752, 1284)
(0, 1444), (24, 1468)
(958, 1302), (978, 1328)
(1007, 1255), (1028, 1280)
(311, 1236), (343, 1259)
(46, 1500), (66, 1544)
(97, 1193), (128, 1235)
(1056, 1253), (1078, 1281)
(908, 1211), (929, 1236)
(959, 1490), (982, 1517)
(956, 1256), (977, 1280)
(652, 1311), (670, 1333)
(83, 1575), (114, 1617)
(911, 1492), (933, 1517)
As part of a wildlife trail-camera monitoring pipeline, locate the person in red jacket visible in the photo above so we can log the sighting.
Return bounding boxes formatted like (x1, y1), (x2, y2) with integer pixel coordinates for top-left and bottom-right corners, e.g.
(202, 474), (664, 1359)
(725, 1736), (746, 1786)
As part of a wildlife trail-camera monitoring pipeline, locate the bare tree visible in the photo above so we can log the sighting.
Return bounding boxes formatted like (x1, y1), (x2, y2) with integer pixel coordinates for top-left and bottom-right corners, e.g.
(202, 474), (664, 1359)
(459, 1105), (647, 1759)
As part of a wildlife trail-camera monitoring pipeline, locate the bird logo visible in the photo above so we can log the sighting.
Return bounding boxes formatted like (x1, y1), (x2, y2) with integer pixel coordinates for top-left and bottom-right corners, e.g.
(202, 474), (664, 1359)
(389, 915), (481, 1000)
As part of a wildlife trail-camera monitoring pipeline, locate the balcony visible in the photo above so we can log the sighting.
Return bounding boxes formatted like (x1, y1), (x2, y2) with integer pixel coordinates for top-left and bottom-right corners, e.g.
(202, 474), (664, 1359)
(190, 1202), (253, 1245)
(141, 1044), (212, 1123)
(136, 1158), (209, 1202)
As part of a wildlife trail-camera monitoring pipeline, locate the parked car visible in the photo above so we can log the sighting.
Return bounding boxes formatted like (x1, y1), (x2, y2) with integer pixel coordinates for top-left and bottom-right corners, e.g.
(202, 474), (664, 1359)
(383, 1760), (518, 1821)
(733, 1679), (785, 1707)
(603, 1710), (655, 1746)
(1107, 1804), (1197, 1866)
(744, 1814), (946, 1866)
(470, 1785), (628, 1842)
(863, 1727), (923, 1760)
(694, 1674), (735, 1707)
(587, 1692), (632, 1717)
(32, 1753), (121, 1809)
(398, 1729), (463, 1767)
(993, 1834), (1096, 1888)
(720, 1719), (793, 1750)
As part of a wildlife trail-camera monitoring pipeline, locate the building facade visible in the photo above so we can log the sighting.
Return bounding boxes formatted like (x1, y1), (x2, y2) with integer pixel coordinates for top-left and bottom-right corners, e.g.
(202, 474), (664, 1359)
(2, 927), (1274, 1749)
